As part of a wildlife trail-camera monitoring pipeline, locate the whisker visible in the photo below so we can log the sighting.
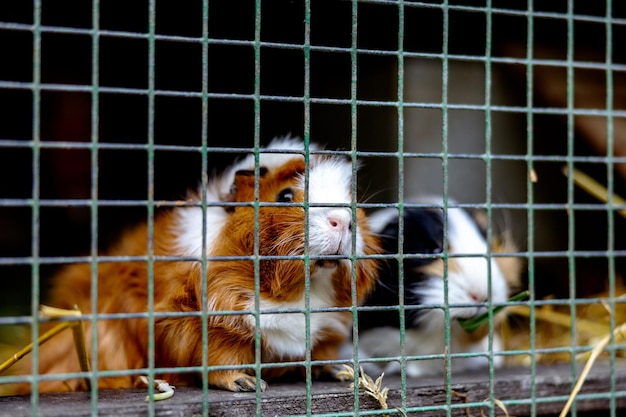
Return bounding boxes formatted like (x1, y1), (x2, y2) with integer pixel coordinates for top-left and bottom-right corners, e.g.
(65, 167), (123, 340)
(359, 184), (398, 205)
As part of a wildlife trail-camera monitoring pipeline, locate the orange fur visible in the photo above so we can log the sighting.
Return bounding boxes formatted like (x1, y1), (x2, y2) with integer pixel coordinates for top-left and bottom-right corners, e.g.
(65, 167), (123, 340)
(5, 156), (380, 394)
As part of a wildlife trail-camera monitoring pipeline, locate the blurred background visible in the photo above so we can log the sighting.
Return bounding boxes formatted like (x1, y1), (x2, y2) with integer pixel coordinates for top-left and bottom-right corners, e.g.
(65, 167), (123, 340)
(0, 0), (625, 316)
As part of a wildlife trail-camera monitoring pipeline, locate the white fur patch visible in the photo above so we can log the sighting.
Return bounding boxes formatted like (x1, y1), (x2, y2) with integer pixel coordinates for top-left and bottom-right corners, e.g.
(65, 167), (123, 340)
(366, 207), (397, 234)
(174, 189), (229, 258)
(443, 205), (509, 307)
(249, 268), (348, 359)
(305, 158), (365, 257)
(358, 325), (503, 377)
(306, 158), (353, 205)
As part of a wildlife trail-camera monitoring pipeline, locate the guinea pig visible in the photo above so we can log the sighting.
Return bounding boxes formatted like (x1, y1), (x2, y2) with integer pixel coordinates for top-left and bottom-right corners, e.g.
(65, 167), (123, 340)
(354, 197), (522, 377)
(4, 136), (380, 394)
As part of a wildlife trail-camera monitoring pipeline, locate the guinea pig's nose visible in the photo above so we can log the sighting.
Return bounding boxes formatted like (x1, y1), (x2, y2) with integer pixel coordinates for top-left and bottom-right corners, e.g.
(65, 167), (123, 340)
(469, 291), (487, 304)
(327, 209), (352, 232)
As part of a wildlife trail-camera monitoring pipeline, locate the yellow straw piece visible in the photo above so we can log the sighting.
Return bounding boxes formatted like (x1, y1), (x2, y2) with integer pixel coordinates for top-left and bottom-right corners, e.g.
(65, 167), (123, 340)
(0, 305), (91, 390)
(562, 166), (626, 219)
(559, 322), (626, 417)
(39, 305), (82, 319)
(507, 305), (609, 338)
(0, 322), (72, 374)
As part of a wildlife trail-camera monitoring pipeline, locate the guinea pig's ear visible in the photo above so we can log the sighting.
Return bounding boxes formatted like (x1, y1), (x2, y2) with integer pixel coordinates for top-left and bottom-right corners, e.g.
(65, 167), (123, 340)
(414, 208), (445, 253)
(225, 167), (269, 203)
(468, 208), (489, 238)
(273, 159), (305, 183)
(234, 167), (269, 178)
(393, 208), (444, 267)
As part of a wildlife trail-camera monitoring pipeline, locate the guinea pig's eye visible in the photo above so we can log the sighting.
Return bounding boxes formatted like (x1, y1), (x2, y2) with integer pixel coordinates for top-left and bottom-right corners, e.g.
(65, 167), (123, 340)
(276, 188), (294, 203)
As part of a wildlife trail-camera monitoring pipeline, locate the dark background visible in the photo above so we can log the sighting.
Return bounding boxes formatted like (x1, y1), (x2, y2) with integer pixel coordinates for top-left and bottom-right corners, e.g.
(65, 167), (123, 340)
(1, 0), (625, 314)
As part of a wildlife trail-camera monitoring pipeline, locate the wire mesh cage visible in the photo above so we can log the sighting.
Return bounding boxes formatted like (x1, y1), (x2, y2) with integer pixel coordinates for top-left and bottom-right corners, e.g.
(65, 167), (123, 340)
(1, 1), (626, 416)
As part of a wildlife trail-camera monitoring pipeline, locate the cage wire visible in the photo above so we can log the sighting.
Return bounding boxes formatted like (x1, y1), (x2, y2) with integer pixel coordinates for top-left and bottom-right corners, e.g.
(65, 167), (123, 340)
(0, 1), (625, 417)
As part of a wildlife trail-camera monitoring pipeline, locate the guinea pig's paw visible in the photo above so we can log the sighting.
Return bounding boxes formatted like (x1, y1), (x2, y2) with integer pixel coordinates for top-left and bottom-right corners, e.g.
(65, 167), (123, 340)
(233, 374), (268, 392)
(313, 364), (349, 381)
(405, 362), (427, 378)
(211, 371), (267, 392)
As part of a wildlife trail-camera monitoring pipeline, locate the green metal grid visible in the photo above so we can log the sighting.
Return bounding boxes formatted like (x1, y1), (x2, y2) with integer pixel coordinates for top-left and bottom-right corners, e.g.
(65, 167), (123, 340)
(0, 1), (625, 416)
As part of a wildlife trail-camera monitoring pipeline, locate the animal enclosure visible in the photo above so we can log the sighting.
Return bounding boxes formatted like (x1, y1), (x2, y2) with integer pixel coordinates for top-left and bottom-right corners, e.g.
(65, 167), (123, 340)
(1, 1), (626, 416)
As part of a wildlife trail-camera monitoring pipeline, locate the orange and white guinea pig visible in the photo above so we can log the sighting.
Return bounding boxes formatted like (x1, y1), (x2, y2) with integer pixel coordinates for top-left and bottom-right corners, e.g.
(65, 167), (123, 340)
(7, 136), (380, 394)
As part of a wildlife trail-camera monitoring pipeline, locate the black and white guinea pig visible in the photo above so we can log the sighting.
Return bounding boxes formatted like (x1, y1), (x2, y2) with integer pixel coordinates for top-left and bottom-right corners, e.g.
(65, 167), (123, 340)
(355, 198), (522, 377)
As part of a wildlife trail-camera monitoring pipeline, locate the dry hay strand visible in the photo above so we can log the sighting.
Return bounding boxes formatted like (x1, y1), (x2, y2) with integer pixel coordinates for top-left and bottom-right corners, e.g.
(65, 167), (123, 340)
(559, 321), (626, 417)
(0, 305), (90, 390)
(501, 277), (626, 416)
(338, 365), (392, 415)
(503, 277), (626, 366)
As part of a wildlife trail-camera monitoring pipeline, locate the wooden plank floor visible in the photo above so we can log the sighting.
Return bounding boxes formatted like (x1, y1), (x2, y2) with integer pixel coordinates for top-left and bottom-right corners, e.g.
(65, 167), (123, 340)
(1, 362), (625, 417)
